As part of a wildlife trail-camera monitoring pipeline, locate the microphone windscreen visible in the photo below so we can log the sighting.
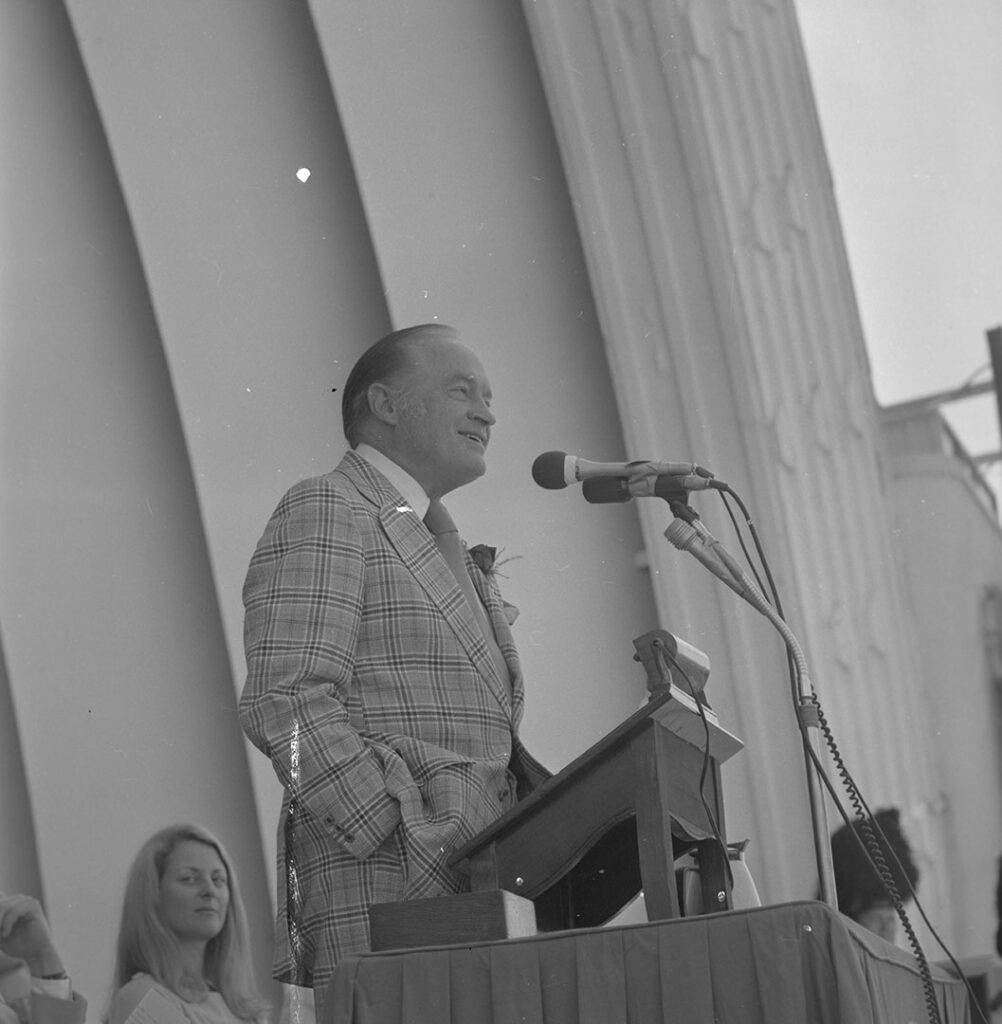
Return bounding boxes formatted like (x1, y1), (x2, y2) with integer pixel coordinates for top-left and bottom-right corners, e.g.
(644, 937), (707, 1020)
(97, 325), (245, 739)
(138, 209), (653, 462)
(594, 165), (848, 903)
(532, 451), (570, 489)
(583, 478), (631, 503)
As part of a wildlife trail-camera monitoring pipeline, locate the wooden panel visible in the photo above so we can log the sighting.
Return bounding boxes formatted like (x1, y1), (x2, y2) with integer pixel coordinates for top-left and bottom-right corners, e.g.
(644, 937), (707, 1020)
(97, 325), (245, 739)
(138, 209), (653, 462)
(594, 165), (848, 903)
(369, 890), (537, 952)
(454, 693), (732, 928)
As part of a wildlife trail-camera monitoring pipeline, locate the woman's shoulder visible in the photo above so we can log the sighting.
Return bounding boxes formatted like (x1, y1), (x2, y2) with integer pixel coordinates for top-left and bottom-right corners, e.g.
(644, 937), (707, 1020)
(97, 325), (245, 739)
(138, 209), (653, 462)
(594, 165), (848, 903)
(108, 975), (185, 1024)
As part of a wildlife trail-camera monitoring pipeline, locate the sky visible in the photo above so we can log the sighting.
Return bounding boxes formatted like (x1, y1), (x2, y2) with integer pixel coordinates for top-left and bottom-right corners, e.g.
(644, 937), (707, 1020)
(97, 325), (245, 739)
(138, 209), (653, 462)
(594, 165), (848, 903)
(794, 0), (1002, 489)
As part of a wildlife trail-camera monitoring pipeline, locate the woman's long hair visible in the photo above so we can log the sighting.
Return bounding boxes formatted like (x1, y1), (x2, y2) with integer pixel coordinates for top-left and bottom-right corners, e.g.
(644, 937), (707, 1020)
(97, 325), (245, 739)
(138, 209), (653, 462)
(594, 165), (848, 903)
(112, 823), (268, 1021)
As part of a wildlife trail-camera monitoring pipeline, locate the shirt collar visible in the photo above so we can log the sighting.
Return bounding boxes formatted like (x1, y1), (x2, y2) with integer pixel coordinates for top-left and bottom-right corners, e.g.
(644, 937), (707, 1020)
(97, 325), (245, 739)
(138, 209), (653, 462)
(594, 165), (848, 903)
(354, 443), (430, 520)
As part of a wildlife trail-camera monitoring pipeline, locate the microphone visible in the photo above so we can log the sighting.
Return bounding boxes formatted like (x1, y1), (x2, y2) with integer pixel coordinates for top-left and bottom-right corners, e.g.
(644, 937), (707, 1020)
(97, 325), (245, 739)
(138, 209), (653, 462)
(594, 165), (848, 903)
(664, 518), (745, 596)
(532, 450), (713, 490)
(665, 518), (768, 612)
(583, 474), (721, 503)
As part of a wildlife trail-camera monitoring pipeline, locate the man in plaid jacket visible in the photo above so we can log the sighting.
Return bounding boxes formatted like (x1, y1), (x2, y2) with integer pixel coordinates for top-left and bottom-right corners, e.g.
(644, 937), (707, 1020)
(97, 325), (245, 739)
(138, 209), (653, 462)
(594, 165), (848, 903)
(239, 323), (548, 1010)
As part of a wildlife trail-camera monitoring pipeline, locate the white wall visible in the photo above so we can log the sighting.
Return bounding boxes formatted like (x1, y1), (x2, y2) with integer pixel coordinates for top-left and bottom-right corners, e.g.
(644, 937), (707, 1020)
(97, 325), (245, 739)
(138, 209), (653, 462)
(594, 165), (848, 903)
(886, 436), (1002, 956)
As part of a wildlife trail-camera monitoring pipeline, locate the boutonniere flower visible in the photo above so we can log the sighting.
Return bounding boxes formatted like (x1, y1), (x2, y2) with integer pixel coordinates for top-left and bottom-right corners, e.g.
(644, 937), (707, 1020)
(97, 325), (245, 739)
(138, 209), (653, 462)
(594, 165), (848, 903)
(468, 544), (498, 576)
(468, 544), (520, 626)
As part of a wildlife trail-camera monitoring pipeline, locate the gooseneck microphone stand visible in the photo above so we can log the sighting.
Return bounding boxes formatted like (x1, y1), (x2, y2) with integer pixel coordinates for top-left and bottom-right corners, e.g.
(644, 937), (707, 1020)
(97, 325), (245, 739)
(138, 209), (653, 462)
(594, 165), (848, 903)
(575, 462), (838, 907)
(661, 499), (838, 910)
(555, 455), (945, 1024)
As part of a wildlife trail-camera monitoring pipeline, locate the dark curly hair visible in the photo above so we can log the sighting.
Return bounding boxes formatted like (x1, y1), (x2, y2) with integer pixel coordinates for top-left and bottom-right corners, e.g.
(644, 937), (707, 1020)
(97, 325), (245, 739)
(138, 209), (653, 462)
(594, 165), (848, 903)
(830, 807), (919, 919)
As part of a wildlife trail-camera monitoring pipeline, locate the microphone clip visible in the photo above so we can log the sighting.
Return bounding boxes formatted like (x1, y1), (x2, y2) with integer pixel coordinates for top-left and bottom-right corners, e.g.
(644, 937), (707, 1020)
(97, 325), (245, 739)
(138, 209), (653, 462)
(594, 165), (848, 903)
(582, 475), (713, 504)
(632, 629), (711, 699)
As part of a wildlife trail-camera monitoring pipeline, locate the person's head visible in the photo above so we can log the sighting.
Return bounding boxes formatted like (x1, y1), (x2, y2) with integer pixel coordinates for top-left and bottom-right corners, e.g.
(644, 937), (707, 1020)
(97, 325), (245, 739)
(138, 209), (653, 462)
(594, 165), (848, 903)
(112, 824), (265, 1020)
(341, 323), (495, 498)
(831, 807), (919, 943)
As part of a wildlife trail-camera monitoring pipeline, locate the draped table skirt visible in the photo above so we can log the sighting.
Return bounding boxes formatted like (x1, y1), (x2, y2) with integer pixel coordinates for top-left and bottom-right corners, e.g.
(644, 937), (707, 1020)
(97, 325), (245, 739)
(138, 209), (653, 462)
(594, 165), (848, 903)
(324, 900), (971, 1024)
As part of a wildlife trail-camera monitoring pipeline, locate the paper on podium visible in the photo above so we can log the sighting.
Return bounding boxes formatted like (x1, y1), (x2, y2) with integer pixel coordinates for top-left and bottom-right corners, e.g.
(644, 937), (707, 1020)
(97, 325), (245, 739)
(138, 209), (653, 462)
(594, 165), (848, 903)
(649, 688), (744, 762)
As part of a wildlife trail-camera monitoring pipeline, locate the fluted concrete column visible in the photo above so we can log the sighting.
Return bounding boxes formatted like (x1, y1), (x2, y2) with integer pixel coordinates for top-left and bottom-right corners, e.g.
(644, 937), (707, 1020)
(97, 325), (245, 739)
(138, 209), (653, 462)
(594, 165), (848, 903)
(520, 0), (950, 939)
(0, 1), (275, 1002)
(61, 0), (396, 882)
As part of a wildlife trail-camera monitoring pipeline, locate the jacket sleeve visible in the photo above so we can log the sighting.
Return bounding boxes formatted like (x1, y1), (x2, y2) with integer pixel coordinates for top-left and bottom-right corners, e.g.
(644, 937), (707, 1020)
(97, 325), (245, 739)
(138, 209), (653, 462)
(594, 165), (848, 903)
(239, 477), (401, 859)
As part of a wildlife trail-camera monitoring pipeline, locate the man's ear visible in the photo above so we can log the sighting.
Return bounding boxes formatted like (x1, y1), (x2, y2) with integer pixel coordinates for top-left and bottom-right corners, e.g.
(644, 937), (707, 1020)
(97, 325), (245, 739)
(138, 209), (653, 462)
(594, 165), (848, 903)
(367, 382), (399, 426)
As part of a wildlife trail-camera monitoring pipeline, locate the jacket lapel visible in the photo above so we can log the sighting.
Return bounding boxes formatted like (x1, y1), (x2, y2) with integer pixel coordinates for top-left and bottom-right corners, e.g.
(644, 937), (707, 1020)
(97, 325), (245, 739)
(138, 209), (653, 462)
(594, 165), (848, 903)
(337, 452), (514, 717)
(468, 556), (524, 728)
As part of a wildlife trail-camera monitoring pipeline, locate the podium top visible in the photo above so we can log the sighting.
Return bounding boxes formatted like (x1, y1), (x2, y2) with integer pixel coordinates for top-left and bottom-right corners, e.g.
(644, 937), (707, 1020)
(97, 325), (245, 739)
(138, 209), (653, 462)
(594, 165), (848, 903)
(450, 688), (741, 868)
(451, 690), (674, 865)
(649, 688), (744, 762)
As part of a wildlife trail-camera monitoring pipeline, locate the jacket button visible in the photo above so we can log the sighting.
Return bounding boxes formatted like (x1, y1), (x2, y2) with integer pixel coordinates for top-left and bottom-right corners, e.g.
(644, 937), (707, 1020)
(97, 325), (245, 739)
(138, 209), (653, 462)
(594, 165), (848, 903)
(326, 817), (354, 842)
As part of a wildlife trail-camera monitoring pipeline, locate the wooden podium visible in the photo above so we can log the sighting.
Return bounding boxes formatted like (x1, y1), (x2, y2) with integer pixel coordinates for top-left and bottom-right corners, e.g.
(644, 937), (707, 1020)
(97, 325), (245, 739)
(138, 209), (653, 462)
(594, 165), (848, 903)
(447, 684), (743, 931)
(368, 631), (744, 948)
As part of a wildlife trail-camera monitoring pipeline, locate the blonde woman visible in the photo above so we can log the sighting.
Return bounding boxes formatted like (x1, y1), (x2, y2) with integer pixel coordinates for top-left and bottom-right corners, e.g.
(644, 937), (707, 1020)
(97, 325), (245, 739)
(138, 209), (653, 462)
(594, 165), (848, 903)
(107, 825), (267, 1024)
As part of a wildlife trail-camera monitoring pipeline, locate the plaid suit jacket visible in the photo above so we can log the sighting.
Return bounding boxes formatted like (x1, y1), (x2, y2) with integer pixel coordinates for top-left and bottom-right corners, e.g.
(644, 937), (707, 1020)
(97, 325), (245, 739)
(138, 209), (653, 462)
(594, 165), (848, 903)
(239, 451), (547, 989)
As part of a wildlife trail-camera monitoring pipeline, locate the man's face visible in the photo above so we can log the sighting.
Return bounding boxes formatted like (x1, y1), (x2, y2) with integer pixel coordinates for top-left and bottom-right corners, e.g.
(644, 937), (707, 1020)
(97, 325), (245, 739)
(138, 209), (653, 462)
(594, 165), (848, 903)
(392, 333), (496, 498)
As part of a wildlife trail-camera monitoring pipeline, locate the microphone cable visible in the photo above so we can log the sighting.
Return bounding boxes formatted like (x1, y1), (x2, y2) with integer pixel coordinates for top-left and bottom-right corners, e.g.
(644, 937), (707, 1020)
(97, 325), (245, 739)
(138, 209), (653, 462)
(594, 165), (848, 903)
(654, 637), (734, 904)
(695, 480), (984, 1024)
(540, 453), (986, 1021)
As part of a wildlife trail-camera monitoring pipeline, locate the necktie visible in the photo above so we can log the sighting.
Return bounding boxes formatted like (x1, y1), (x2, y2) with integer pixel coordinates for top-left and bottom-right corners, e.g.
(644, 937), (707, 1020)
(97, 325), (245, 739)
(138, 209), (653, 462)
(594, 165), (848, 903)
(424, 498), (511, 696)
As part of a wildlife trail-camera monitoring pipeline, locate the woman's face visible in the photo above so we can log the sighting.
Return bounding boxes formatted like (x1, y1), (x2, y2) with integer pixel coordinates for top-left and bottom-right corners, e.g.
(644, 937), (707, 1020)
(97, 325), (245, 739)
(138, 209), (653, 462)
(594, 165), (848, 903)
(855, 902), (898, 943)
(159, 839), (230, 945)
